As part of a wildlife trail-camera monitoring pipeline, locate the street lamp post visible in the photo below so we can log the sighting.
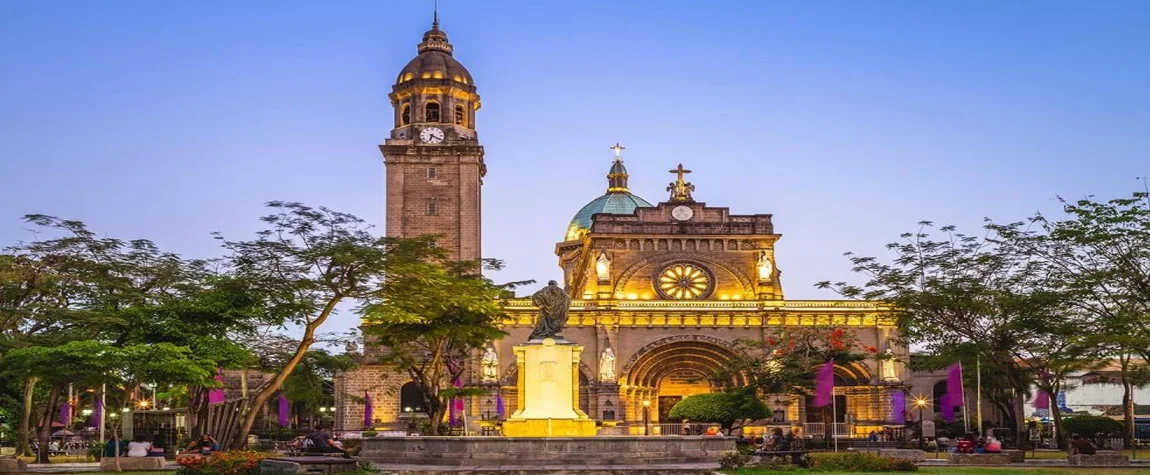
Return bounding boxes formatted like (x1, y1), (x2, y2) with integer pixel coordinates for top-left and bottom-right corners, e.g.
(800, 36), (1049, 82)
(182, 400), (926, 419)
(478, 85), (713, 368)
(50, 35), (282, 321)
(915, 398), (929, 450)
(642, 400), (651, 436)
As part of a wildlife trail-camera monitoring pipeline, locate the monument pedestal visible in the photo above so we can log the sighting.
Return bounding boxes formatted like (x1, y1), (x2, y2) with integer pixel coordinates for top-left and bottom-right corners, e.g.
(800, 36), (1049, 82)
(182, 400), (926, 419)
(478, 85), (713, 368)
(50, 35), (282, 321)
(502, 338), (597, 437)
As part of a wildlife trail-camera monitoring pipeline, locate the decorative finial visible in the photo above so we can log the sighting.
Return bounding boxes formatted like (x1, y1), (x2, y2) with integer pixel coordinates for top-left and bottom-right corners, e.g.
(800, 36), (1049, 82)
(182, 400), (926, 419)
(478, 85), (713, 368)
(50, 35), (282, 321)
(433, 0), (439, 28)
(667, 163), (696, 202)
(610, 143), (625, 160)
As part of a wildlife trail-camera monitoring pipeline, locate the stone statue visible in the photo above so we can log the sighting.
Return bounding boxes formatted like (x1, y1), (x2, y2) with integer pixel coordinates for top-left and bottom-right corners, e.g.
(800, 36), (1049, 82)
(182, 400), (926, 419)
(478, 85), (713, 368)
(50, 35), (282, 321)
(529, 280), (571, 341)
(595, 252), (611, 282)
(344, 340), (359, 355)
(881, 348), (899, 382)
(756, 251), (774, 281)
(599, 347), (616, 381)
(481, 345), (499, 382)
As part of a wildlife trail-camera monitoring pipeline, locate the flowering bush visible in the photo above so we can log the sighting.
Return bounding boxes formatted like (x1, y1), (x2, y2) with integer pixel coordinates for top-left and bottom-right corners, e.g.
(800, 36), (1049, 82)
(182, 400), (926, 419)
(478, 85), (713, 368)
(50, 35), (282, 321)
(177, 451), (272, 475)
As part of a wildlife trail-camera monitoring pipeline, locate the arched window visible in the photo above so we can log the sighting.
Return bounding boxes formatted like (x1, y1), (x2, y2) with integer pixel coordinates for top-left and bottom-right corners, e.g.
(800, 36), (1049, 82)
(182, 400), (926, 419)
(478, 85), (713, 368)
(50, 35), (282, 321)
(401, 104), (411, 125)
(454, 105), (466, 126)
(400, 382), (426, 413)
(425, 102), (440, 123)
(932, 381), (948, 413)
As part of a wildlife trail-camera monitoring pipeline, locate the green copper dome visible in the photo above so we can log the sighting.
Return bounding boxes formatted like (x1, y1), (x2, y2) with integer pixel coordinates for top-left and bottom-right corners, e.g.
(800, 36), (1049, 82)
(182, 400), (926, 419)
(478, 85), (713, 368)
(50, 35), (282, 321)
(564, 157), (653, 241)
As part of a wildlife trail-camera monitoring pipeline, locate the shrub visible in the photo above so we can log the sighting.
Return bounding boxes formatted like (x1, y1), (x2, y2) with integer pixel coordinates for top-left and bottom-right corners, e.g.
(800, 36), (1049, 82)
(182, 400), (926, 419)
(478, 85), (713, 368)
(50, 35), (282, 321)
(668, 392), (770, 434)
(1062, 415), (1124, 439)
(808, 452), (917, 472)
(176, 451), (272, 475)
(361, 430), (378, 437)
(719, 452), (752, 470)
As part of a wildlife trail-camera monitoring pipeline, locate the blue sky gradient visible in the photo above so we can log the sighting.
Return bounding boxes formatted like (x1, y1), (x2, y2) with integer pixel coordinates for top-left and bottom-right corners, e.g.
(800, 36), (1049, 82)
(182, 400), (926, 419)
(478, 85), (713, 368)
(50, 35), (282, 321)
(2, 1), (1148, 333)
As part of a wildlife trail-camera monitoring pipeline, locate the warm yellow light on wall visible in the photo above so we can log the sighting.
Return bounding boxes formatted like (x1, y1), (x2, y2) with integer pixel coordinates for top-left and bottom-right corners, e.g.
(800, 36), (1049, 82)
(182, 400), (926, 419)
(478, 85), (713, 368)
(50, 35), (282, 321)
(641, 292), (652, 299)
(732, 294), (743, 300)
(627, 293), (638, 300)
(614, 292), (625, 299)
(719, 294), (729, 300)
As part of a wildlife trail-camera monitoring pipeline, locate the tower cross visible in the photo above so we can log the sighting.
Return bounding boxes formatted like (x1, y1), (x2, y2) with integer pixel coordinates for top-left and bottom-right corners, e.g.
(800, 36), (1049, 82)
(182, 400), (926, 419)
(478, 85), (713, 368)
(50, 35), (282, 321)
(610, 143), (625, 159)
(669, 163), (692, 188)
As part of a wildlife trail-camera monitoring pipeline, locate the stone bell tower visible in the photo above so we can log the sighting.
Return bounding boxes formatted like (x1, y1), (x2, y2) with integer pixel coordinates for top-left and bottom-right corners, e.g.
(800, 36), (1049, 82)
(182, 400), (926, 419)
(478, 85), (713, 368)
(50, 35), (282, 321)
(381, 14), (484, 261)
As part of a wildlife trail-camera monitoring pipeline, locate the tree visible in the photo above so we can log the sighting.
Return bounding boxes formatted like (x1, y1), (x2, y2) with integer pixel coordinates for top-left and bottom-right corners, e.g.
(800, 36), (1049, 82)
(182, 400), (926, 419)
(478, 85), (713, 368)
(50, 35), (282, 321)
(992, 190), (1150, 446)
(360, 239), (522, 435)
(668, 392), (769, 435)
(816, 222), (1075, 437)
(217, 202), (395, 448)
(1062, 415), (1124, 441)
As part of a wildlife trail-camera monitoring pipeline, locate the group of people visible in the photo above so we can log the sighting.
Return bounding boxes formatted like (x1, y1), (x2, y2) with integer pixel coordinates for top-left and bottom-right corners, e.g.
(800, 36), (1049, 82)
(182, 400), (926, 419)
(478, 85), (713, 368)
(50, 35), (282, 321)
(954, 433), (1004, 453)
(103, 433), (170, 458)
(288, 426), (351, 458)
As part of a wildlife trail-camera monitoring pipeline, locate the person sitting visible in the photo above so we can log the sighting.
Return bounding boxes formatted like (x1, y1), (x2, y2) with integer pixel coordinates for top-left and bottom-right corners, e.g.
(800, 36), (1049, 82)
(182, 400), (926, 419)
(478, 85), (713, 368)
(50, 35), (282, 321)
(126, 435), (152, 458)
(306, 426), (349, 458)
(1069, 434), (1097, 455)
(148, 434), (167, 457)
(984, 435), (1003, 453)
(186, 435), (218, 456)
(761, 428), (782, 451)
(868, 430), (878, 442)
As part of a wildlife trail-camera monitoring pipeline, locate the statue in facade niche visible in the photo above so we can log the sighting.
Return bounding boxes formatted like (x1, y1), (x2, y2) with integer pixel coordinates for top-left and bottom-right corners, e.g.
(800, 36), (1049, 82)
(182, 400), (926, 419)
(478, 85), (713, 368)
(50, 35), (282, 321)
(757, 251), (774, 281)
(880, 348), (899, 382)
(529, 280), (571, 341)
(599, 347), (616, 382)
(595, 252), (611, 282)
(481, 345), (499, 382)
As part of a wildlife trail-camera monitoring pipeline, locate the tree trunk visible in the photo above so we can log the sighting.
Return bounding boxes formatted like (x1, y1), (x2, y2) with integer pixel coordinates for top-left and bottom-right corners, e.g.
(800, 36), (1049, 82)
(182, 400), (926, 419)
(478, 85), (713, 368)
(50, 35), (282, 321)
(1048, 382), (1067, 450)
(1123, 375), (1136, 449)
(35, 386), (60, 464)
(18, 377), (38, 457)
(227, 296), (341, 449)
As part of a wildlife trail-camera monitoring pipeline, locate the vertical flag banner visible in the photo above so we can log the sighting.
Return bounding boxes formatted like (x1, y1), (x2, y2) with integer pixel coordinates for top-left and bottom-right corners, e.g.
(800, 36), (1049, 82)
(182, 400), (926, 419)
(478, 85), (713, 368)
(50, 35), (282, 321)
(363, 391), (374, 428)
(277, 393), (290, 427)
(891, 391), (906, 424)
(814, 360), (835, 407)
(1034, 390), (1050, 409)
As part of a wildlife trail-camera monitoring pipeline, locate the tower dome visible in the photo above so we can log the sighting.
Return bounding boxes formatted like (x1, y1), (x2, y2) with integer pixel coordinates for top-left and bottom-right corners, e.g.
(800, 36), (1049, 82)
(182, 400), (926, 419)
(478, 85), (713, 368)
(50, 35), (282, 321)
(564, 145), (653, 241)
(395, 15), (474, 85)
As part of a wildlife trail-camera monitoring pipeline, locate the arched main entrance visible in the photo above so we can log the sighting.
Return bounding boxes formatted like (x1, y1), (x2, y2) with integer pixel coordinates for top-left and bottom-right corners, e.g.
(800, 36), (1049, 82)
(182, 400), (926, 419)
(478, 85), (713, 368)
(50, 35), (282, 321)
(620, 335), (744, 423)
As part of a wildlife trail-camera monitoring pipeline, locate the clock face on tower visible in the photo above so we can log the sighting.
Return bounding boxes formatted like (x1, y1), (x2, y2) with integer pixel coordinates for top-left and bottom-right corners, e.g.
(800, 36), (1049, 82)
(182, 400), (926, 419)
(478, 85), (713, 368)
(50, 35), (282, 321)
(420, 127), (445, 144)
(671, 205), (694, 221)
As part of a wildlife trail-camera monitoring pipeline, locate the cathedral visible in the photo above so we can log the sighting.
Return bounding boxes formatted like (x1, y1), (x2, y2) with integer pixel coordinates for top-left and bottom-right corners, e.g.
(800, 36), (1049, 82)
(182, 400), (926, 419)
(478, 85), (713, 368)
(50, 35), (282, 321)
(332, 18), (948, 437)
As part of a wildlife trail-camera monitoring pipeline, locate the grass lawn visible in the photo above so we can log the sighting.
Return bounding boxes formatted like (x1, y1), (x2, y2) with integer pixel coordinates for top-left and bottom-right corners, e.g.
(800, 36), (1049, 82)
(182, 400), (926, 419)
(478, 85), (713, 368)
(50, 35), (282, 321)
(727, 468), (1150, 475)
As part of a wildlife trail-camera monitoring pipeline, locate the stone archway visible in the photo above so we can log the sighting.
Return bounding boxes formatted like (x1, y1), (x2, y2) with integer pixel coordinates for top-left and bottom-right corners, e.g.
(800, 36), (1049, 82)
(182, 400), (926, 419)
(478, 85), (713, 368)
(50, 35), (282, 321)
(619, 335), (745, 423)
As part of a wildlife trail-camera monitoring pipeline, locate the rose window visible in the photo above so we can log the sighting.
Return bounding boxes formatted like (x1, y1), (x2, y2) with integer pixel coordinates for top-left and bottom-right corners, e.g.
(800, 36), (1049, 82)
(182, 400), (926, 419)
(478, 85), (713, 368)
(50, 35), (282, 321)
(655, 263), (714, 299)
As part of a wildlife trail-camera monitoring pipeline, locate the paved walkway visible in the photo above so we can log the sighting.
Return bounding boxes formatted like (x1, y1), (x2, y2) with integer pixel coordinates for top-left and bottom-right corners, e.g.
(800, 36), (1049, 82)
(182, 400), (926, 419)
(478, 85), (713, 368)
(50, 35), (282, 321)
(24, 461), (181, 473)
(374, 463), (718, 475)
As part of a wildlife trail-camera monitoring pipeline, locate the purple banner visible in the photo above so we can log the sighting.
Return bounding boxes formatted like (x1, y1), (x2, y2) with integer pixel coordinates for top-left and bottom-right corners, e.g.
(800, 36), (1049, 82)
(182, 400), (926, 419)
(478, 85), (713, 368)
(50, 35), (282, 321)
(813, 360), (835, 407)
(277, 393), (290, 428)
(1034, 390), (1050, 409)
(941, 362), (963, 422)
(363, 391), (373, 428)
(93, 397), (103, 427)
(207, 370), (226, 404)
(495, 394), (505, 419)
(58, 400), (71, 425)
(891, 391), (906, 424)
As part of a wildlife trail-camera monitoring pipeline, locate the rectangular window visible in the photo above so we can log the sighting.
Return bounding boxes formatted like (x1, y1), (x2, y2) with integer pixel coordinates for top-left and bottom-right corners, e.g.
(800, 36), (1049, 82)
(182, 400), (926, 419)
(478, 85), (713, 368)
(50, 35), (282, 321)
(454, 106), (465, 125)
(426, 199), (438, 216)
(427, 167), (437, 179)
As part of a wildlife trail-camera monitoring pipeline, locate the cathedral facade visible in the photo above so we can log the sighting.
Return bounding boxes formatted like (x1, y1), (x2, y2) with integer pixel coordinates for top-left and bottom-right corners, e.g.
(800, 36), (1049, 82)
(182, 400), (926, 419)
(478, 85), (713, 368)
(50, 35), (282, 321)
(333, 19), (938, 437)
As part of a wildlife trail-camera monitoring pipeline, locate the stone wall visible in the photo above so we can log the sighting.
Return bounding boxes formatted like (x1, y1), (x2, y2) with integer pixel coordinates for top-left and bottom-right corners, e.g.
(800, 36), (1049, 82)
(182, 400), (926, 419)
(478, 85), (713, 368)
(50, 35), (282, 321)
(361, 436), (734, 467)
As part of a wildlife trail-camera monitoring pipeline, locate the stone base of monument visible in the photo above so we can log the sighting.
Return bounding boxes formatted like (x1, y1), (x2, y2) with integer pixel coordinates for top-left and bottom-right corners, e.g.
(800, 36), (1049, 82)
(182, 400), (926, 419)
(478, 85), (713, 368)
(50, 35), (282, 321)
(502, 418), (597, 437)
(502, 339), (597, 437)
(361, 436), (734, 473)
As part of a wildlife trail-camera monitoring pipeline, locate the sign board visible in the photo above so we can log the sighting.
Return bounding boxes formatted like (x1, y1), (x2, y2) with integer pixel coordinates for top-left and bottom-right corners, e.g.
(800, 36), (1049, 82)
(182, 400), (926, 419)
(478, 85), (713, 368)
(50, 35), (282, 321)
(1030, 429), (1040, 441)
(921, 420), (936, 438)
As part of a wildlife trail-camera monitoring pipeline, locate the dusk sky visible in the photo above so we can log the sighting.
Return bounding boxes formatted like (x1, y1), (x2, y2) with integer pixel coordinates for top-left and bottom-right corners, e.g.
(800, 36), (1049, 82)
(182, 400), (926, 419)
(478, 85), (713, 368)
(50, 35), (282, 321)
(2, 1), (1148, 334)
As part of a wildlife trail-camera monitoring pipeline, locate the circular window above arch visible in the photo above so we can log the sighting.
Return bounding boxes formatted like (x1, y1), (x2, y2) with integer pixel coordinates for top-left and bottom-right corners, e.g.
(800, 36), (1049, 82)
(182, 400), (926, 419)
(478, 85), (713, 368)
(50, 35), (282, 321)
(655, 262), (715, 300)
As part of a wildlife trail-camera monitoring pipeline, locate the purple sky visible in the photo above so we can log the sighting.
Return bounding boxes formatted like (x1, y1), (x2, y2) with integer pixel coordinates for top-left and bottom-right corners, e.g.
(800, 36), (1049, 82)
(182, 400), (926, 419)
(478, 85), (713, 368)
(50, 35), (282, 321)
(2, 1), (1148, 334)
